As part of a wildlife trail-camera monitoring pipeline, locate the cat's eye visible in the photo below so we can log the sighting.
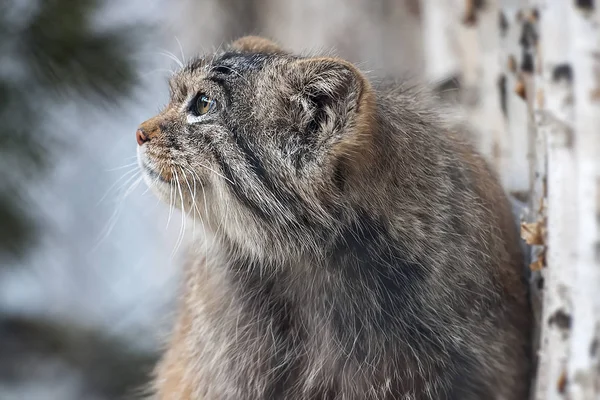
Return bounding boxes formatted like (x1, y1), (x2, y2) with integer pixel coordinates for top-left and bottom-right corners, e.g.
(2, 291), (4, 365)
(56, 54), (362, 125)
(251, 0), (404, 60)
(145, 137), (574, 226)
(195, 94), (216, 116)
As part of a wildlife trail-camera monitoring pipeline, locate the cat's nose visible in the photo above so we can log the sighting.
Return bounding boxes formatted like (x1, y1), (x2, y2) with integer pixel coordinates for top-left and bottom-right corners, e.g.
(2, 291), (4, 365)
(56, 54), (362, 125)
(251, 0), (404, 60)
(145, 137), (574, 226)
(136, 128), (149, 146)
(137, 116), (164, 146)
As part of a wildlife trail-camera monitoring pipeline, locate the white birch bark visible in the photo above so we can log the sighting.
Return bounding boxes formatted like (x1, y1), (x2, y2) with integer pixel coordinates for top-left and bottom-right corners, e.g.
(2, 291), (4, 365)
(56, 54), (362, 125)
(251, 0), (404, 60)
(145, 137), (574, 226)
(421, 1), (600, 398)
(568, 3), (600, 398)
(421, 0), (520, 189)
(425, 0), (504, 170)
(453, 2), (487, 160)
(420, 0), (461, 82)
(499, 1), (533, 194)
(534, 1), (577, 399)
(473, 0), (508, 178)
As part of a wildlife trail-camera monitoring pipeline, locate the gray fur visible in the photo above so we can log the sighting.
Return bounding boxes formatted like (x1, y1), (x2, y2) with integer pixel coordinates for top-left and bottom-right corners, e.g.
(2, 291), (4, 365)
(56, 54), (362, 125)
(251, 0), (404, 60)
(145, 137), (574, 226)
(137, 37), (532, 400)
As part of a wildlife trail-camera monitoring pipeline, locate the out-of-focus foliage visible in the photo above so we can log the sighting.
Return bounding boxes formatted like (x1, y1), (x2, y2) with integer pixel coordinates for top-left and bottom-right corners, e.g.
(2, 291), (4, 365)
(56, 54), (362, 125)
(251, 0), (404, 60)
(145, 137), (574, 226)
(0, 0), (140, 260)
(0, 316), (158, 399)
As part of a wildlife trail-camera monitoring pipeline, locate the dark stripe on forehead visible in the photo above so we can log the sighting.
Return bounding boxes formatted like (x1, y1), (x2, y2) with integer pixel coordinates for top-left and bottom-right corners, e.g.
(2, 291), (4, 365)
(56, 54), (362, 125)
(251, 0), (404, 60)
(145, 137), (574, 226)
(185, 51), (274, 76)
(184, 57), (206, 73)
(211, 52), (271, 73)
(206, 76), (232, 108)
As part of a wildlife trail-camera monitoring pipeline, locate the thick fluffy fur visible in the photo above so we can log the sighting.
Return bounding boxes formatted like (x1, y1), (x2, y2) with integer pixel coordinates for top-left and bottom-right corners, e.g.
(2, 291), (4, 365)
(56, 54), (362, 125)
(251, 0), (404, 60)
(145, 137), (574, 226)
(137, 36), (532, 399)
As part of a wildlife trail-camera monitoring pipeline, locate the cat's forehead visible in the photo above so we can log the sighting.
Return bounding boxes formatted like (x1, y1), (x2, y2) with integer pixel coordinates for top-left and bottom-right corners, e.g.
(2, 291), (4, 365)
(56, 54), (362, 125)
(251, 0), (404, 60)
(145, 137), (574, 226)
(168, 51), (290, 102)
(206, 51), (275, 72)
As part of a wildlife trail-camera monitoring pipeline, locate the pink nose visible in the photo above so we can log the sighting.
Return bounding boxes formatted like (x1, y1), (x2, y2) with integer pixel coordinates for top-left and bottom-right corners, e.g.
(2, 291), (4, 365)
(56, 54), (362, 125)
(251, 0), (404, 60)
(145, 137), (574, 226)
(136, 129), (148, 146)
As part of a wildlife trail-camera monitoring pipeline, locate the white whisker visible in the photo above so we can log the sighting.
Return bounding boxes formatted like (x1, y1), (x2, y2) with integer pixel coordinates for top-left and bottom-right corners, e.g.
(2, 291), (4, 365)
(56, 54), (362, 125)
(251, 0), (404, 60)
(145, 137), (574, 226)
(93, 172), (142, 251)
(172, 168), (187, 258)
(159, 50), (184, 69)
(180, 167), (203, 241)
(93, 205), (121, 252)
(196, 162), (234, 184)
(175, 36), (186, 65)
(106, 162), (139, 172)
(208, 41), (225, 70)
(166, 165), (175, 229)
(141, 68), (176, 78)
(122, 176), (144, 199)
(97, 167), (139, 206)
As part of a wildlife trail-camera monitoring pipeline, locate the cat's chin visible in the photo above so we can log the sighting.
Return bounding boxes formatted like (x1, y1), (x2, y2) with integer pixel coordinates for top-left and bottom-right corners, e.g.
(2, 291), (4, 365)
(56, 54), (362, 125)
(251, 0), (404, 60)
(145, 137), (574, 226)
(137, 149), (173, 205)
(141, 170), (172, 203)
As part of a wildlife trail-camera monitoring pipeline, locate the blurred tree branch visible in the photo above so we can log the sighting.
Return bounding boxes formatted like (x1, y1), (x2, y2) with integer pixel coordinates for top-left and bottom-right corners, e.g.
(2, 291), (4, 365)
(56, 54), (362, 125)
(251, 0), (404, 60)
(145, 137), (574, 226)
(0, 315), (158, 398)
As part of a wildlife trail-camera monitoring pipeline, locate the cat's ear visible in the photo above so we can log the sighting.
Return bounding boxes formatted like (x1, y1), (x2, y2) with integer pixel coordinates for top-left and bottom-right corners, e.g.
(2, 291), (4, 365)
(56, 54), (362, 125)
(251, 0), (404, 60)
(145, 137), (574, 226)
(230, 36), (285, 55)
(287, 57), (375, 155)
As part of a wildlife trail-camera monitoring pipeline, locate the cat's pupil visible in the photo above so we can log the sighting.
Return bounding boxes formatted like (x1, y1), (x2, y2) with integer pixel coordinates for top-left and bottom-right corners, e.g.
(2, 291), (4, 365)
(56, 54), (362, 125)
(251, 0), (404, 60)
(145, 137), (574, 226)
(196, 94), (213, 115)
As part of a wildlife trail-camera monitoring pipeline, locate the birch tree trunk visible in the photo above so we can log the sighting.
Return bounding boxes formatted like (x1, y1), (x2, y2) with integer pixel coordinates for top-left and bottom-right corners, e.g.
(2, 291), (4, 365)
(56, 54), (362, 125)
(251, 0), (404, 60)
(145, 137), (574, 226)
(421, 0), (525, 193)
(472, 0), (509, 183)
(421, 0), (461, 82)
(499, 1), (534, 195)
(568, 2), (600, 398)
(422, 0), (600, 398)
(534, 2), (577, 399)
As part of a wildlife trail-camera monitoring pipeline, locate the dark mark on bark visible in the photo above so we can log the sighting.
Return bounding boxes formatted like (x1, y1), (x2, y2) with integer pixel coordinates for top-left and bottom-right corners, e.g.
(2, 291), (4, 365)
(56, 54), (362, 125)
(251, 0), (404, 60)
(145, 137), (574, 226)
(548, 309), (572, 330)
(552, 64), (573, 83)
(433, 74), (461, 103)
(596, 178), (600, 223)
(594, 242), (600, 264)
(499, 11), (508, 36)
(518, 20), (537, 75)
(557, 370), (568, 393)
(522, 53), (534, 73)
(575, 0), (594, 11)
(508, 55), (517, 73)
(537, 276), (544, 290)
(516, 9), (523, 22)
(520, 21), (538, 47)
(590, 338), (598, 357)
(515, 78), (526, 100)
(498, 74), (507, 117)
(463, 0), (486, 25)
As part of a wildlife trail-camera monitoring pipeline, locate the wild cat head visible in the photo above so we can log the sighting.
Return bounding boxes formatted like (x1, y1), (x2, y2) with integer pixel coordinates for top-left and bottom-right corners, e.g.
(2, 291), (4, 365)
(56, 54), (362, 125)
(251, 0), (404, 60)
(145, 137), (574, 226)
(136, 36), (376, 258)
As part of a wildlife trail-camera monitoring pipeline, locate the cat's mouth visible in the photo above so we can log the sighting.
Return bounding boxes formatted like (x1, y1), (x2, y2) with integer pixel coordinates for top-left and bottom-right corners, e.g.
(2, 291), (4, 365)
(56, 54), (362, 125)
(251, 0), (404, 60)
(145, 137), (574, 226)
(137, 150), (177, 206)
(137, 147), (174, 186)
(141, 160), (170, 183)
